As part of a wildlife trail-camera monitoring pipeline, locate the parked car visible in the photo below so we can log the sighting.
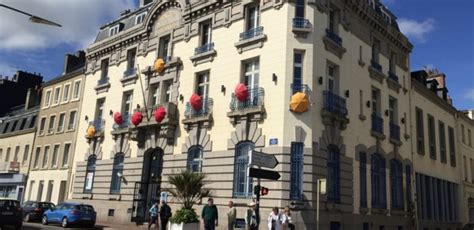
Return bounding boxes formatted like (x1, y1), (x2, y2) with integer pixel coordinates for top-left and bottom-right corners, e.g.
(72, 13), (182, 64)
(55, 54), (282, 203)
(22, 201), (55, 222)
(0, 199), (23, 230)
(42, 202), (96, 228)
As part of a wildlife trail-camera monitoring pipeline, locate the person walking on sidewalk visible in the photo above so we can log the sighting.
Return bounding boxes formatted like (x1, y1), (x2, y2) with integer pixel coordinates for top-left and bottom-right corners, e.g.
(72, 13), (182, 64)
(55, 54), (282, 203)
(159, 199), (172, 230)
(148, 201), (160, 230)
(246, 202), (258, 230)
(267, 207), (282, 230)
(201, 197), (218, 230)
(227, 201), (237, 230)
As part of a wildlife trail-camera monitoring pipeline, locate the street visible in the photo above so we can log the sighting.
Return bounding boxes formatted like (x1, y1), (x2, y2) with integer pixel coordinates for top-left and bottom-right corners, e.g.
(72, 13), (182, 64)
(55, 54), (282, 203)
(1, 222), (115, 230)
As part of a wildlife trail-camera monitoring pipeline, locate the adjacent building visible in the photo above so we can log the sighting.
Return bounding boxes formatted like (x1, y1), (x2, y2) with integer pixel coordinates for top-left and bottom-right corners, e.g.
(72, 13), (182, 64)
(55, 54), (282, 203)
(0, 71), (43, 115)
(458, 110), (474, 225)
(25, 52), (86, 204)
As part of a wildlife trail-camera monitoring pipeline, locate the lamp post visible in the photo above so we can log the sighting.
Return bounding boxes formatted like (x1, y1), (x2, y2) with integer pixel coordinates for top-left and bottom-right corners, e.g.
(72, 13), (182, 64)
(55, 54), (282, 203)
(0, 4), (62, 27)
(316, 178), (327, 230)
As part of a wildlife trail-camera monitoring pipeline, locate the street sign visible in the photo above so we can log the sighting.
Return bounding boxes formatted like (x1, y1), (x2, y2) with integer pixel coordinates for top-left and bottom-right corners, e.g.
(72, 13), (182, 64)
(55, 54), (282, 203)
(250, 150), (279, 169)
(248, 168), (281, 180)
(269, 138), (278, 145)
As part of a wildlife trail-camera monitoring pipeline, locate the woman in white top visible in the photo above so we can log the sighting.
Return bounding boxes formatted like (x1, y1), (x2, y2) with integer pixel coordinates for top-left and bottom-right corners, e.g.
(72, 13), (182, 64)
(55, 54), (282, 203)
(267, 207), (282, 230)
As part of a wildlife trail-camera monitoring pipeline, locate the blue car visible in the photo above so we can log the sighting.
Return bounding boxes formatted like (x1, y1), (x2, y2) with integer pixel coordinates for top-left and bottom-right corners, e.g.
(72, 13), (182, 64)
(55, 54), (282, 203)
(42, 202), (96, 228)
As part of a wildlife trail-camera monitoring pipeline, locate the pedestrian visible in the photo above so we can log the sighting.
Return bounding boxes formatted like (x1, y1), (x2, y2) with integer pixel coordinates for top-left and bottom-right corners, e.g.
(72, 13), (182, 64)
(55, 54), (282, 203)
(246, 202), (258, 230)
(148, 201), (160, 230)
(227, 201), (237, 230)
(267, 207), (282, 230)
(159, 199), (172, 230)
(201, 197), (218, 230)
(281, 206), (294, 230)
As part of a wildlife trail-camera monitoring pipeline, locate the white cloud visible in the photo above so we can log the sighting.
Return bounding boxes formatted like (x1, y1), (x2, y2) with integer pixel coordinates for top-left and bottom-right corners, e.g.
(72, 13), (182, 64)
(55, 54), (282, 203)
(0, 0), (137, 50)
(398, 18), (435, 43)
(465, 89), (474, 101)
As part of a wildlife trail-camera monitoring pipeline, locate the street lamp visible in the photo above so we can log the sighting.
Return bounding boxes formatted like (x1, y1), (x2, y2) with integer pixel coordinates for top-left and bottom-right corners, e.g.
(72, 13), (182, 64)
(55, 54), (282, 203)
(316, 178), (327, 230)
(0, 4), (62, 27)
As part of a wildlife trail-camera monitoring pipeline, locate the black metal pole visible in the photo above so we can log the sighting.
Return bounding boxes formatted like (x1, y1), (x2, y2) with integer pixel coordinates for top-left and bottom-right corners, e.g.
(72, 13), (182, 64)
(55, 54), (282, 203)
(256, 166), (261, 228)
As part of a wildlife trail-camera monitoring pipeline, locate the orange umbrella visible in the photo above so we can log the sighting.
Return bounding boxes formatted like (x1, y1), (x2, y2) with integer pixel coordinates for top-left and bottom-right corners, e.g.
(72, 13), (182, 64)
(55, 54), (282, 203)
(154, 58), (165, 73)
(290, 92), (309, 113)
(86, 125), (96, 138)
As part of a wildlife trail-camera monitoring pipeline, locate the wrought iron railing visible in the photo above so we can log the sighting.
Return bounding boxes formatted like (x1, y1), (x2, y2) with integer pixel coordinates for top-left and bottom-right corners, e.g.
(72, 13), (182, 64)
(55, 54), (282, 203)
(371, 60), (382, 72)
(292, 18), (311, 29)
(372, 114), (384, 134)
(90, 119), (105, 133)
(291, 84), (310, 95)
(239, 26), (264, 41)
(388, 72), (399, 82)
(390, 122), (400, 141)
(123, 68), (137, 78)
(323, 90), (347, 117)
(194, 43), (214, 55)
(229, 87), (264, 112)
(325, 28), (342, 45)
(97, 77), (109, 86)
(184, 98), (213, 119)
(113, 114), (131, 130)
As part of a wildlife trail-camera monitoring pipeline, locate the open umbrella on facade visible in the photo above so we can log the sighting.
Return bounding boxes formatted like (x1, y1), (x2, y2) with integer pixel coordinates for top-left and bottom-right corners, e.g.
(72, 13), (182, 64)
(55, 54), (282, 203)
(189, 93), (203, 111)
(86, 125), (96, 139)
(234, 83), (249, 102)
(154, 107), (167, 123)
(113, 112), (123, 125)
(131, 111), (143, 126)
(154, 58), (165, 73)
(289, 92), (310, 113)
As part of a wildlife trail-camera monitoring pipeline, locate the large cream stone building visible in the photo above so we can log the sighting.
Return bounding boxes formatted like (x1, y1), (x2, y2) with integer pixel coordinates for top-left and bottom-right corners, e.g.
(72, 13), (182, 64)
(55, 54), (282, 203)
(67, 0), (473, 229)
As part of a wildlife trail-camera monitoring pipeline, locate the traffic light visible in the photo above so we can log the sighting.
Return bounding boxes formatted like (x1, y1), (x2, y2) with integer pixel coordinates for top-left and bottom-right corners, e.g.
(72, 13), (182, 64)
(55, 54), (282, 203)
(260, 186), (269, 196)
(253, 185), (261, 196)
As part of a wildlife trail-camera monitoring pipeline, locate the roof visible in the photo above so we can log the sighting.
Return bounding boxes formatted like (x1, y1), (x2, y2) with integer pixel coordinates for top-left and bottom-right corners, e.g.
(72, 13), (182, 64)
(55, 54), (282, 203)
(42, 65), (85, 88)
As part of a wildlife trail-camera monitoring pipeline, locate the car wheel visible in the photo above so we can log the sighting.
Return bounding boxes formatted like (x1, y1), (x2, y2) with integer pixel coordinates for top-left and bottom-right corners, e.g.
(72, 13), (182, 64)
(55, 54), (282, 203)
(42, 215), (48, 225)
(24, 213), (30, 222)
(62, 217), (68, 228)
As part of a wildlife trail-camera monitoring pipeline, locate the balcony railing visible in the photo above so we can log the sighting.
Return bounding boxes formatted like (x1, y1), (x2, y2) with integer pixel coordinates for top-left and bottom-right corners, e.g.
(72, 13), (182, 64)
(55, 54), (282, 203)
(229, 87), (264, 112)
(325, 29), (342, 45)
(293, 18), (311, 29)
(323, 90), (347, 117)
(291, 84), (310, 95)
(239, 26), (264, 41)
(97, 77), (109, 86)
(0, 161), (19, 173)
(371, 60), (382, 72)
(388, 72), (399, 82)
(371, 114), (384, 134)
(67, 123), (75, 130)
(90, 119), (105, 133)
(113, 114), (131, 130)
(48, 128), (54, 134)
(390, 122), (400, 141)
(185, 98), (213, 119)
(194, 43), (214, 55)
(123, 68), (137, 78)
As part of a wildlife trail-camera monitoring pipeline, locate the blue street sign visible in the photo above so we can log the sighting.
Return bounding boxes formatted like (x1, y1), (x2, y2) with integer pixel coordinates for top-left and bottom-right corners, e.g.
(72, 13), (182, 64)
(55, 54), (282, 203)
(269, 138), (278, 145)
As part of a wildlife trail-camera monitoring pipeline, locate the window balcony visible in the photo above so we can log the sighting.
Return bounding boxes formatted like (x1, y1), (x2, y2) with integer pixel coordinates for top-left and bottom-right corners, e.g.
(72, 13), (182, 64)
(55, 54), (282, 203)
(121, 68), (138, 86)
(190, 43), (216, 65)
(95, 77), (110, 93)
(184, 98), (213, 119)
(291, 84), (310, 95)
(292, 18), (311, 35)
(97, 77), (109, 86)
(371, 60), (382, 72)
(323, 29), (346, 58)
(321, 90), (349, 129)
(371, 113), (384, 135)
(47, 128), (54, 135)
(194, 43), (214, 55)
(129, 102), (178, 144)
(113, 113), (131, 131)
(240, 26), (264, 41)
(227, 87), (265, 124)
(389, 122), (402, 145)
(235, 27), (266, 53)
(123, 68), (136, 78)
(387, 71), (402, 93)
(388, 71), (399, 82)
(368, 60), (386, 84)
(90, 119), (105, 133)
(325, 29), (342, 45)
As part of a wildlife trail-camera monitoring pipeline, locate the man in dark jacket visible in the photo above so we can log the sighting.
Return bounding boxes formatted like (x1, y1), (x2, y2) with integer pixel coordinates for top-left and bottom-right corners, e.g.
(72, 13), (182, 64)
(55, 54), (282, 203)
(201, 197), (218, 230)
(159, 200), (172, 230)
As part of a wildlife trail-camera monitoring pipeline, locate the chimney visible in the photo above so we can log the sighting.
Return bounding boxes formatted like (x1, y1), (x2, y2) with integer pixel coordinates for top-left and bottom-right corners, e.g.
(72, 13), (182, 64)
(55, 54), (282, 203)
(24, 88), (39, 110)
(63, 51), (86, 74)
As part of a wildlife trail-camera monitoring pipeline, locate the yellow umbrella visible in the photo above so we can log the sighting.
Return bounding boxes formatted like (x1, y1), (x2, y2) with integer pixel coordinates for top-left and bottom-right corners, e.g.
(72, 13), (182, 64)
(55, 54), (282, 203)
(290, 92), (309, 113)
(154, 58), (165, 73)
(86, 125), (96, 138)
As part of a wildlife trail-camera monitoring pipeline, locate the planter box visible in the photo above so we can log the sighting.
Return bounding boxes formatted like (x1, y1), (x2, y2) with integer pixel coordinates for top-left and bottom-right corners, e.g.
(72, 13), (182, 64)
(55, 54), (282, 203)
(170, 222), (200, 230)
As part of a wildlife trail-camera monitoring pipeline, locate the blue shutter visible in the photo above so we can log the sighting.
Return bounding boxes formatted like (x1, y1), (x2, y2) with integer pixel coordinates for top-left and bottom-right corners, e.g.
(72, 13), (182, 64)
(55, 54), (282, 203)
(360, 152), (367, 207)
(290, 142), (304, 200)
(327, 145), (340, 203)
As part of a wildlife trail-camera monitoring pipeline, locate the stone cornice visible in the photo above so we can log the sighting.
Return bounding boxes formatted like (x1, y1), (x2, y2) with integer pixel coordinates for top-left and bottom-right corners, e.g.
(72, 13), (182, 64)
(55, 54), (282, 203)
(412, 79), (457, 115)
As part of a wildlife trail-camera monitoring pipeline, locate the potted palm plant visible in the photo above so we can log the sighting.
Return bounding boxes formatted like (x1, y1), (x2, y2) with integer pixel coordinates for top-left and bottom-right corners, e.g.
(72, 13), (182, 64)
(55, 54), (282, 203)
(167, 170), (211, 230)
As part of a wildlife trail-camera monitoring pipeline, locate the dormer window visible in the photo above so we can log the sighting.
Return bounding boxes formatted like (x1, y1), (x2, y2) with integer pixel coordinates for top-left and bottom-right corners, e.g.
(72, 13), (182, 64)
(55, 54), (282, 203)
(368, 0), (375, 9)
(109, 25), (120, 36)
(136, 12), (146, 25)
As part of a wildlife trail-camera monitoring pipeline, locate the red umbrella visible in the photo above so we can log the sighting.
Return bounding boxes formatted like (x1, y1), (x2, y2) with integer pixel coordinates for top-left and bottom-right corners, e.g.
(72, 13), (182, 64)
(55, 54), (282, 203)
(189, 93), (203, 111)
(131, 111), (143, 126)
(235, 83), (249, 102)
(113, 112), (123, 124)
(154, 107), (167, 123)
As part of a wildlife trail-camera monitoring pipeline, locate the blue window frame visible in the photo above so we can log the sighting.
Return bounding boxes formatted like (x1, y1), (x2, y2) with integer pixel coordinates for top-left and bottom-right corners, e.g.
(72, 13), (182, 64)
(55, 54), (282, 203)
(83, 155), (96, 194)
(360, 152), (367, 207)
(110, 153), (124, 194)
(405, 165), (412, 204)
(293, 52), (303, 87)
(187, 146), (203, 172)
(390, 159), (404, 209)
(327, 145), (340, 203)
(290, 142), (304, 200)
(371, 153), (386, 209)
(233, 141), (254, 197)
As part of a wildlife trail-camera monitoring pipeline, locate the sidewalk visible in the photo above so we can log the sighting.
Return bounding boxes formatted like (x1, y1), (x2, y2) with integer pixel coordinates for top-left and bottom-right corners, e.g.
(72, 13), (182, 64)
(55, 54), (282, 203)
(97, 222), (149, 230)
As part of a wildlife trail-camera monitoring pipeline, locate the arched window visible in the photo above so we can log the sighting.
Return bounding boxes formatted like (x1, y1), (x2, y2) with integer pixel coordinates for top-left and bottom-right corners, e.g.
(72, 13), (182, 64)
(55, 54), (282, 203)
(327, 145), (340, 203)
(187, 146), (203, 172)
(84, 155), (97, 194)
(110, 153), (124, 194)
(371, 153), (386, 208)
(390, 159), (403, 209)
(233, 141), (254, 197)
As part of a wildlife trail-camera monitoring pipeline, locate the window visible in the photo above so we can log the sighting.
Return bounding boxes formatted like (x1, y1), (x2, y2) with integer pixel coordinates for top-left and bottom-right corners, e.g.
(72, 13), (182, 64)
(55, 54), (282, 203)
(29, 115), (37, 128)
(388, 97), (397, 124)
(33, 147), (41, 168)
(427, 114), (436, 159)
(360, 152), (367, 207)
(162, 80), (173, 103)
(45, 180), (53, 202)
(199, 20), (212, 46)
(405, 165), (412, 204)
(28, 181), (34, 201)
(43, 90), (52, 108)
(48, 115), (56, 134)
(53, 87), (61, 105)
(196, 72), (210, 99)
(37, 181), (44, 201)
(63, 83), (70, 102)
(122, 91), (133, 118)
(109, 25), (120, 36)
(72, 80), (81, 99)
(469, 129), (472, 147)
(51, 145), (60, 168)
(42, 146), (50, 168)
(187, 146), (203, 172)
(5, 147), (10, 162)
(390, 159), (403, 209)
(464, 156), (468, 181)
(100, 59), (109, 82)
(67, 110), (77, 130)
(371, 88), (381, 116)
(19, 118), (27, 130)
(150, 83), (160, 105)
(158, 35), (171, 60)
(328, 10), (338, 33)
(372, 38), (380, 64)
(95, 99), (105, 122)
(22, 144), (30, 164)
(293, 52), (304, 88)
(135, 12), (146, 24)
(371, 153), (386, 209)
(439, 121), (447, 163)
(461, 125), (465, 144)
(57, 113), (65, 132)
(448, 126), (456, 167)
(110, 153), (124, 194)
(10, 120), (18, 132)
(233, 142), (254, 197)
(126, 48), (137, 71)
(13, 146), (19, 162)
(327, 145), (340, 203)
(290, 142), (304, 200)
(295, 0), (305, 18)
(389, 52), (397, 74)
(243, 59), (260, 90)
(245, 4), (260, 31)
(84, 155), (97, 194)
(415, 108), (425, 155)
(62, 143), (71, 167)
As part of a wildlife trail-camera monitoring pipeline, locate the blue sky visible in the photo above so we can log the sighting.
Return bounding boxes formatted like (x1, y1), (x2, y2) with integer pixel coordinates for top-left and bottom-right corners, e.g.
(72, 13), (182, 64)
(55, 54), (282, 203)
(0, 0), (473, 109)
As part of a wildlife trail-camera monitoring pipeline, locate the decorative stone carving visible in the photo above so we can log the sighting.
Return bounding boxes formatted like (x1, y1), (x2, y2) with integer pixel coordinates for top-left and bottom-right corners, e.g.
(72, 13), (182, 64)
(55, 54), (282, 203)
(227, 118), (265, 150)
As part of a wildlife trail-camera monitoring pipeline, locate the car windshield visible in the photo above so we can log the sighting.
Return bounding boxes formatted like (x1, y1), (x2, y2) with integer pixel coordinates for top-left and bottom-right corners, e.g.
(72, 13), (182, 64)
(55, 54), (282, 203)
(0, 200), (19, 207)
(76, 205), (94, 212)
(40, 203), (54, 209)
